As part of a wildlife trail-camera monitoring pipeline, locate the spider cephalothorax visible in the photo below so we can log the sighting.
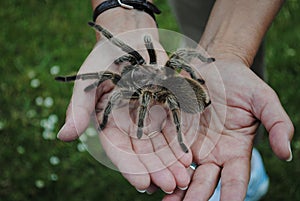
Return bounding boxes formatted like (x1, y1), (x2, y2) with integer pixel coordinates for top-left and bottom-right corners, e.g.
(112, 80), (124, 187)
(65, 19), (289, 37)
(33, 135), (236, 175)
(56, 22), (214, 153)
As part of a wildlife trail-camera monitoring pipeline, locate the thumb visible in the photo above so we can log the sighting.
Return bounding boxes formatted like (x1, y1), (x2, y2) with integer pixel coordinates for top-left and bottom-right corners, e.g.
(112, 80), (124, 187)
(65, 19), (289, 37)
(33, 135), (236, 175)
(57, 83), (96, 141)
(253, 85), (294, 161)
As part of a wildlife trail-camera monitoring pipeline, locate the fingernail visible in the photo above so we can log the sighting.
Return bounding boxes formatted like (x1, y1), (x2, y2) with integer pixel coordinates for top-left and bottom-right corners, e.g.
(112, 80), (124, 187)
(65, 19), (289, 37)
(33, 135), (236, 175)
(178, 186), (188, 191)
(57, 124), (66, 139)
(286, 141), (293, 162)
(146, 190), (153, 195)
(136, 188), (146, 193)
(163, 190), (174, 195)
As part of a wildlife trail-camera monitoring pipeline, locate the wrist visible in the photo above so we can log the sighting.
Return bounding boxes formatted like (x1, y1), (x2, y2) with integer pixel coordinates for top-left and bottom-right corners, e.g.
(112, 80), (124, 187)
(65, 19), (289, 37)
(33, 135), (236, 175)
(198, 0), (284, 67)
(91, 0), (159, 41)
(94, 7), (157, 41)
(201, 40), (256, 68)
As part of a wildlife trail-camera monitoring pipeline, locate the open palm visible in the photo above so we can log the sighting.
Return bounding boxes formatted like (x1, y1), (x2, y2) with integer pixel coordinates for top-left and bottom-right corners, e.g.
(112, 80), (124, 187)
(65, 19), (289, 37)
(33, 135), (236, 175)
(56, 31), (198, 193)
(163, 59), (294, 201)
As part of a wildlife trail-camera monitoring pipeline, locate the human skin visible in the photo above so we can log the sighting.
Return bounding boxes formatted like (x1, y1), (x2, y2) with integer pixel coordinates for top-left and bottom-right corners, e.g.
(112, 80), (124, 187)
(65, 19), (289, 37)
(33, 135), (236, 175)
(163, 0), (294, 200)
(57, 0), (294, 200)
(57, 0), (194, 194)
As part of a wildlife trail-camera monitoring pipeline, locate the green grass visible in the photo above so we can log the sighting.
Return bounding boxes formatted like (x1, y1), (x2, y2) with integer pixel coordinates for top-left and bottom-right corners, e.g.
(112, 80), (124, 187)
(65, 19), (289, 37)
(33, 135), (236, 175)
(0, 0), (299, 200)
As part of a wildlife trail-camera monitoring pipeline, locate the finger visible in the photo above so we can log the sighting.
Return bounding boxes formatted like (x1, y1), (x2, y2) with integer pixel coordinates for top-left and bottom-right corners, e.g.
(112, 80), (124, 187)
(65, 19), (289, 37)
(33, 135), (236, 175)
(162, 165), (196, 201)
(131, 107), (177, 194)
(98, 105), (151, 190)
(131, 136), (177, 194)
(253, 85), (294, 161)
(56, 50), (100, 141)
(162, 113), (193, 167)
(183, 163), (220, 201)
(219, 157), (250, 201)
(57, 39), (120, 141)
(99, 127), (151, 190)
(162, 189), (186, 201)
(150, 130), (191, 190)
(146, 105), (191, 189)
(57, 90), (95, 141)
(145, 183), (159, 195)
(57, 71), (116, 141)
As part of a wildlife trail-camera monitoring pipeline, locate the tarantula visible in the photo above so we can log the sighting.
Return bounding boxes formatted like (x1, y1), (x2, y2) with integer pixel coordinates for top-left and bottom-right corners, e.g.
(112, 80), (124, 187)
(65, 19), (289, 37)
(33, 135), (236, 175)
(55, 22), (214, 153)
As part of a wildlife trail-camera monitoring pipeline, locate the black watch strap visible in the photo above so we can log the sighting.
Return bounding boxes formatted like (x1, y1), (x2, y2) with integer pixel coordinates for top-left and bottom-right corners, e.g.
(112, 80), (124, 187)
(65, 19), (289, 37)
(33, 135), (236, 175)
(93, 0), (161, 22)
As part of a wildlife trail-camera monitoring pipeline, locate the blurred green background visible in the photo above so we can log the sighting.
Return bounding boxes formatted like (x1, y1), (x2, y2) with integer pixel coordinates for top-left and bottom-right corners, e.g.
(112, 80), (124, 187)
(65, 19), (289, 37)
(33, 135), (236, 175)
(0, 0), (299, 200)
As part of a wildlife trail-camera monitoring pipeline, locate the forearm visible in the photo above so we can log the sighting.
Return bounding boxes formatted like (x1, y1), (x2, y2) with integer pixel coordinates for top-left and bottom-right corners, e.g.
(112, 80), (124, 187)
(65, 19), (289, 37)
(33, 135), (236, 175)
(199, 0), (284, 67)
(91, 0), (157, 40)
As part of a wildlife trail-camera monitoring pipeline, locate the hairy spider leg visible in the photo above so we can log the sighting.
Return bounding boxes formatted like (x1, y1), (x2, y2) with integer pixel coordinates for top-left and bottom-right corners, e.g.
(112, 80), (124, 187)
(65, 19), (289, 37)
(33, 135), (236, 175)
(55, 75), (77, 82)
(98, 89), (139, 131)
(84, 72), (121, 92)
(98, 91), (120, 131)
(165, 95), (189, 153)
(113, 35), (157, 66)
(55, 71), (116, 81)
(114, 54), (138, 65)
(171, 49), (215, 63)
(55, 72), (104, 82)
(121, 65), (136, 75)
(165, 58), (206, 85)
(144, 35), (157, 65)
(137, 90), (152, 139)
(88, 22), (145, 65)
(55, 71), (121, 92)
(167, 49), (215, 84)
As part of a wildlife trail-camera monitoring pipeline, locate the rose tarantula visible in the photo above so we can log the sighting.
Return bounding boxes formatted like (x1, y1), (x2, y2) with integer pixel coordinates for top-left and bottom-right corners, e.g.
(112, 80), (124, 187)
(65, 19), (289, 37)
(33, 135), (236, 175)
(55, 22), (214, 153)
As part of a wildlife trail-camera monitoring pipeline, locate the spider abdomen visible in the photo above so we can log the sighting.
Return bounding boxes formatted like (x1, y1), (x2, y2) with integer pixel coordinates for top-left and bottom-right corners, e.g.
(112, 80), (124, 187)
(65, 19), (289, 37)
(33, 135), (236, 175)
(161, 76), (210, 114)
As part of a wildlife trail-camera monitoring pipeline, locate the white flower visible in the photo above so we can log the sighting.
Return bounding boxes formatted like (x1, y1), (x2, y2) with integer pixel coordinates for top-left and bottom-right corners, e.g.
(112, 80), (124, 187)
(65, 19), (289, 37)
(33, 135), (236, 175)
(35, 96), (44, 106)
(35, 180), (45, 188)
(44, 97), (54, 108)
(26, 109), (37, 118)
(85, 127), (97, 137)
(48, 114), (58, 124)
(17, 146), (25, 154)
(49, 156), (60, 165)
(30, 79), (40, 88)
(79, 134), (87, 142)
(42, 130), (56, 140)
(27, 70), (36, 79)
(50, 173), (58, 181)
(77, 143), (86, 152)
(50, 65), (60, 75)
(40, 119), (52, 130)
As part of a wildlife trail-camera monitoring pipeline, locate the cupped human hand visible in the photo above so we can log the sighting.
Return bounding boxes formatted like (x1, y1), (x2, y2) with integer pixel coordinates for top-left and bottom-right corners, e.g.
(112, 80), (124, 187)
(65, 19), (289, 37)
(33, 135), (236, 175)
(56, 29), (194, 193)
(163, 58), (294, 201)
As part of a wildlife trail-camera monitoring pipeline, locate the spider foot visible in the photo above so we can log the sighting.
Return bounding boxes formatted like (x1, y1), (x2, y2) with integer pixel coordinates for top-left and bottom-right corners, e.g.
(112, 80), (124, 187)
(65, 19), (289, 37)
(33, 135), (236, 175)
(54, 76), (65, 81)
(84, 82), (99, 92)
(98, 123), (106, 132)
(197, 78), (205, 85)
(180, 143), (189, 153)
(207, 57), (215, 63)
(205, 100), (212, 107)
(137, 127), (143, 139)
(55, 76), (76, 82)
